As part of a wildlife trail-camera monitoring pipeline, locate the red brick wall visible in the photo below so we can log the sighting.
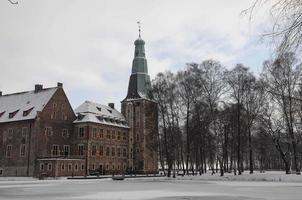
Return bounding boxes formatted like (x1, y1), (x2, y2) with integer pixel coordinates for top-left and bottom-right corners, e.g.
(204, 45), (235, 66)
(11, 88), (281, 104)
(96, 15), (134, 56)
(121, 99), (159, 174)
(73, 122), (129, 175)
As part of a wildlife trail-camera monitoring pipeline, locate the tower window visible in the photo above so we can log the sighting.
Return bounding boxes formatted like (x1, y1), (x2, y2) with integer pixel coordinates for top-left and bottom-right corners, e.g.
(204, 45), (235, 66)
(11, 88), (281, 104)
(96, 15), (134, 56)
(22, 127), (28, 137)
(20, 144), (26, 157)
(6, 145), (12, 157)
(79, 127), (85, 138)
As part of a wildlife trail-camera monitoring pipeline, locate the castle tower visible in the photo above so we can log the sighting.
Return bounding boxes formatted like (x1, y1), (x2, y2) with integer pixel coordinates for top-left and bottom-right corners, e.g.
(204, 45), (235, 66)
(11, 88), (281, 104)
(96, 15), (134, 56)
(121, 27), (158, 174)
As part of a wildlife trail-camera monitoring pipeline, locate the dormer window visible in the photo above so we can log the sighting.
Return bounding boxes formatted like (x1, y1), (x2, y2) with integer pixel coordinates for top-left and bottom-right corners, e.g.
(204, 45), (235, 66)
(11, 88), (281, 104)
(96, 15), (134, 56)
(96, 107), (102, 112)
(23, 107), (34, 117)
(96, 116), (103, 122)
(77, 114), (85, 121)
(0, 111), (5, 118)
(9, 110), (19, 119)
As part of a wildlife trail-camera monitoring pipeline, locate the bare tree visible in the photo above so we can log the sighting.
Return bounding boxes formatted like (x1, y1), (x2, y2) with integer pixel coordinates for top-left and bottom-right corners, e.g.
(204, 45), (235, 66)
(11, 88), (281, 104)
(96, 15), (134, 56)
(261, 52), (302, 174)
(225, 64), (254, 175)
(245, 0), (302, 53)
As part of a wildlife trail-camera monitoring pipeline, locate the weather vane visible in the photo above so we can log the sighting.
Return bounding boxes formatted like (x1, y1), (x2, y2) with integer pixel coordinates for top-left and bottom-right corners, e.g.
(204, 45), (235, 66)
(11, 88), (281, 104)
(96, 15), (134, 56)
(137, 21), (141, 38)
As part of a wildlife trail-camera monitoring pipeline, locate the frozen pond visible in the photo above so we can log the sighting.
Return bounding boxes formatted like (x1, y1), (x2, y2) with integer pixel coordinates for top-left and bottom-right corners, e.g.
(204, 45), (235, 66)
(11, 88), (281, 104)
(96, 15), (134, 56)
(0, 177), (302, 200)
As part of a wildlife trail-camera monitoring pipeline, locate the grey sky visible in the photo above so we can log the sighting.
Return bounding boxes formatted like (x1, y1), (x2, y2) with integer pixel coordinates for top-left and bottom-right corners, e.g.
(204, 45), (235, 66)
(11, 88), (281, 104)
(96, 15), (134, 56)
(0, 0), (273, 110)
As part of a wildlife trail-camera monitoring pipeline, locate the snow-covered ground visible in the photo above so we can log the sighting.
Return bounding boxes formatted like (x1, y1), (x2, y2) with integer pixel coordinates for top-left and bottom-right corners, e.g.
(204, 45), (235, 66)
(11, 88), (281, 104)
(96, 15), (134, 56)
(1, 171), (302, 200)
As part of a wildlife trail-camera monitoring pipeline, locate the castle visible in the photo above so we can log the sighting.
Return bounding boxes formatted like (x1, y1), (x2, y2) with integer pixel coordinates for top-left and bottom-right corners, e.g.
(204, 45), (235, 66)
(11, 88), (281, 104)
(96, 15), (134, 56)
(0, 34), (158, 177)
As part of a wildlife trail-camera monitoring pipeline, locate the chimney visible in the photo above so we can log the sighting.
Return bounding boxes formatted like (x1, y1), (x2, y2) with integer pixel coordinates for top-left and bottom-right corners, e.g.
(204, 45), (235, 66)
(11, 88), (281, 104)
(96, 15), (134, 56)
(57, 82), (63, 88)
(0, 91), (2, 96)
(108, 103), (115, 109)
(34, 84), (43, 93)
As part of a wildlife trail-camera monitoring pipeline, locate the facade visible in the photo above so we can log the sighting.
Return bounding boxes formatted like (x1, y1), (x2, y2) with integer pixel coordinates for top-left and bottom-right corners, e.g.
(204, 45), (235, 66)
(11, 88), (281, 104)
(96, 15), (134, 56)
(73, 101), (130, 175)
(0, 35), (158, 177)
(0, 83), (78, 177)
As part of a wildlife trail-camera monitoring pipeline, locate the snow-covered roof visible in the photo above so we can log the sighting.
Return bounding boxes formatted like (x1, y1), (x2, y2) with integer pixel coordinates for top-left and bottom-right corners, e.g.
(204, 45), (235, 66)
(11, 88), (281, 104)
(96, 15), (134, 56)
(73, 101), (129, 128)
(0, 87), (57, 123)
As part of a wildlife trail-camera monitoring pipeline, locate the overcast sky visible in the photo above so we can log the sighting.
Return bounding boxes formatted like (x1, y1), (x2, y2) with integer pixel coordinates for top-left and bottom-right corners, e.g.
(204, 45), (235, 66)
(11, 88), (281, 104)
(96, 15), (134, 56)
(0, 0), (274, 110)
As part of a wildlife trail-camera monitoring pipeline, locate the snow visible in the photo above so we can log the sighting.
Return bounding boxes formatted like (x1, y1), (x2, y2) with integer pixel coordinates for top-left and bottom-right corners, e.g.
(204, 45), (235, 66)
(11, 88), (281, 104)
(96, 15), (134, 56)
(73, 101), (129, 128)
(0, 88), (57, 123)
(175, 170), (302, 182)
(1, 171), (302, 200)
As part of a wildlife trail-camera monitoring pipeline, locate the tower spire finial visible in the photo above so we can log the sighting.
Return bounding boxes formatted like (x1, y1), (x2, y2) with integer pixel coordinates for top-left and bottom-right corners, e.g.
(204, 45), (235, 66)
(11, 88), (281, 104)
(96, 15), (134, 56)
(137, 21), (141, 38)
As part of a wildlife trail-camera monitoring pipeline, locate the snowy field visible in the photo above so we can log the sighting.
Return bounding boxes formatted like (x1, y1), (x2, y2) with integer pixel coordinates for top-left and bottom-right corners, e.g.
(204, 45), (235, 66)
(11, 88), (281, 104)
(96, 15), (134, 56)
(1, 171), (302, 200)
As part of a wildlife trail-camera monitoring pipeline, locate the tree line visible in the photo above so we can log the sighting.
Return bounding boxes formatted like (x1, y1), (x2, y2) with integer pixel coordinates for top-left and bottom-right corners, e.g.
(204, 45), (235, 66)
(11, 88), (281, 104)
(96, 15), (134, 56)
(151, 52), (302, 177)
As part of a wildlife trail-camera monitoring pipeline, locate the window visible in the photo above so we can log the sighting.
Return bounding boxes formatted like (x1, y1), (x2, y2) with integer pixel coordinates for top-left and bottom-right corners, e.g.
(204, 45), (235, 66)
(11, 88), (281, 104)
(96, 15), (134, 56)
(8, 128), (13, 138)
(9, 110), (19, 118)
(117, 131), (121, 140)
(40, 163), (44, 171)
(0, 111), (5, 118)
(117, 148), (121, 157)
(51, 111), (57, 119)
(99, 129), (103, 138)
(74, 164), (78, 171)
(123, 164), (126, 170)
(61, 112), (67, 120)
(52, 145), (59, 156)
(0, 168), (3, 176)
(112, 164), (115, 170)
(23, 107), (34, 117)
(106, 164), (109, 170)
(53, 103), (57, 109)
(62, 129), (69, 137)
(92, 128), (97, 138)
(111, 130), (116, 139)
(117, 165), (120, 170)
(99, 145), (104, 156)
(6, 145), (12, 157)
(79, 127), (85, 138)
(48, 163), (52, 171)
(106, 130), (110, 139)
(91, 145), (97, 156)
(64, 145), (70, 156)
(123, 132), (127, 140)
(78, 144), (84, 156)
(45, 127), (52, 136)
(20, 144), (26, 157)
(111, 147), (115, 157)
(22, 127), (28, 137)
(68, 163), (72, 171)
(81, 164), (85, 171)
(123, 148), (127, 157)
(61, 164), (65, 171)
(106, 147), (110, 156)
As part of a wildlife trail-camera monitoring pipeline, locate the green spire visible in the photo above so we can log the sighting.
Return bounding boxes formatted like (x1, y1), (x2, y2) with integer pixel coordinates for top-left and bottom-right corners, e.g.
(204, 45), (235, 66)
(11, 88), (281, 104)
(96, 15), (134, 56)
(124, 24), (151, 100)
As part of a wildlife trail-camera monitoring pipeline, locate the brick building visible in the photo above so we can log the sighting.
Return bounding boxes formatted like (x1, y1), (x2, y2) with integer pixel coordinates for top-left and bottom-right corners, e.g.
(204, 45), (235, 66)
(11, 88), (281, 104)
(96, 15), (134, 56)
(0, 34), (158, 177)
(0, 83), (79, 177)
(73, 101), (130, 175)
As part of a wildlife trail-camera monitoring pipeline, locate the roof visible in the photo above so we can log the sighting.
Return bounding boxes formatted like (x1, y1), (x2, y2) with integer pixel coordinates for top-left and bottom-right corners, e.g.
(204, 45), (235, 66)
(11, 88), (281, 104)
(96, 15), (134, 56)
(73, 101), (129, 128)
(0, 88), (57, 123)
